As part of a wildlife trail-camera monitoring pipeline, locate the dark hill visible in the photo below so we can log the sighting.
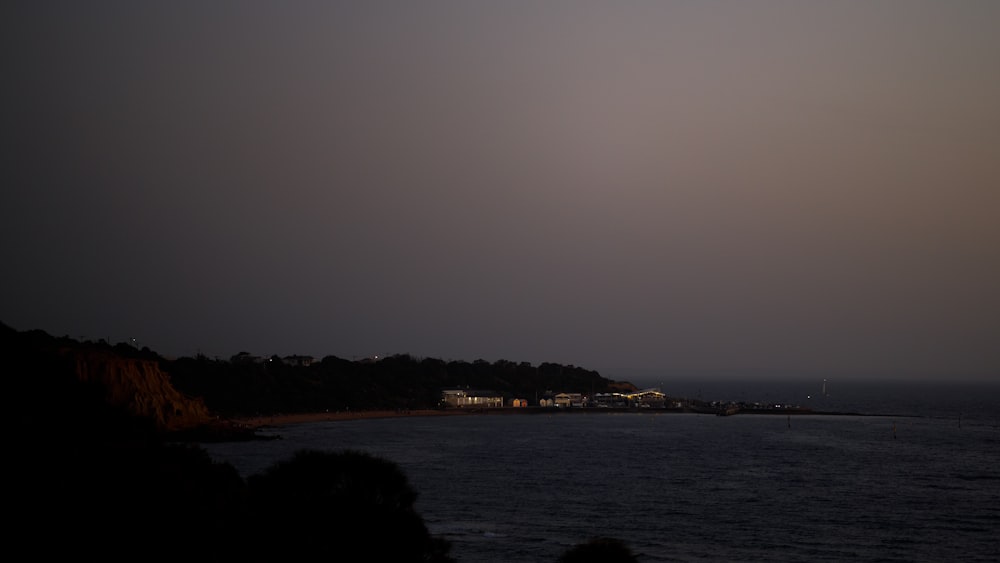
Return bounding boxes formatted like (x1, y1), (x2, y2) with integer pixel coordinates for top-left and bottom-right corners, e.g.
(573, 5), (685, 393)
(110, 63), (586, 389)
(4, 322), (458, 561)
(165, 351), (638, 417)
(4, 321), (640, 561)
(4, 321), (636, 428)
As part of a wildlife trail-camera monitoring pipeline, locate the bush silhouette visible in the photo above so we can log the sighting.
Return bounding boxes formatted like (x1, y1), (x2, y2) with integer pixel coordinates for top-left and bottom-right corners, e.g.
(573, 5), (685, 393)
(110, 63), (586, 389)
(244, 449), (454, 562)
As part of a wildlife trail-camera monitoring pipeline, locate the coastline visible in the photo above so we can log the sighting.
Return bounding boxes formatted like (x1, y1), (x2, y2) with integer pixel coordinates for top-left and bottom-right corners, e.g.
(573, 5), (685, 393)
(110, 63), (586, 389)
(227, 406), (633, 430)
(229, 408), (478, 429)
(226, 405), (852, 431)
(203, 407), (912, 442)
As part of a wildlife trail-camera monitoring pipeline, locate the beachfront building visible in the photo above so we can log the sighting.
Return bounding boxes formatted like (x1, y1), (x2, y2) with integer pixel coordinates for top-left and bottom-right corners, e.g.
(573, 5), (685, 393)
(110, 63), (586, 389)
(554, 392), (586, 407)
(627, 388), (667, 408)
(592, 392), (629, 408)
(441, 389), (503, 408)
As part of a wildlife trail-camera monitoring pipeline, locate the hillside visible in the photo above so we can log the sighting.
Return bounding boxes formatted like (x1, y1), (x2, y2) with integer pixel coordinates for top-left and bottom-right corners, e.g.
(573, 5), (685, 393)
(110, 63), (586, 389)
(5, 323), (214, 434)
(4, 322), (638, 428)
(165, 352), (639, 417)
(3, 321), (639, 560)
(3, 322), (461, 561)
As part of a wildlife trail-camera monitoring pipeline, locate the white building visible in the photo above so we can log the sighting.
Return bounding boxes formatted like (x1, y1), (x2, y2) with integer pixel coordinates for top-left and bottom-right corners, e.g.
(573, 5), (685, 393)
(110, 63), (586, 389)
(441, 389), (503, 408)
(554, 393), (585, 407)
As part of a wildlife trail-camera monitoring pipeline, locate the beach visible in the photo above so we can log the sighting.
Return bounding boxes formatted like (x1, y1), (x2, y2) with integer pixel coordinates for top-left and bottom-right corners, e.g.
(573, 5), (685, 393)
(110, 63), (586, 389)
(227, 406), (623, 430)
(229, 408), (478, 429)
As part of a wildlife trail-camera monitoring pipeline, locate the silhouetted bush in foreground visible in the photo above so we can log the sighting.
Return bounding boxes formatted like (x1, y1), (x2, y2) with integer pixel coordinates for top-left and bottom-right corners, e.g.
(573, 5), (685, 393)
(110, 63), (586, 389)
(243, 449), (455, 563)
(5, 323), (638, 562)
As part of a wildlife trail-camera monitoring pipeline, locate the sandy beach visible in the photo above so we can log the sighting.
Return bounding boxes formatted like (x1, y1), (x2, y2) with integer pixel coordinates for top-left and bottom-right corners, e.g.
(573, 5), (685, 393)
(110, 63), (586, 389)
(227, 406), (592, 429)
(229, 408), (479, 429)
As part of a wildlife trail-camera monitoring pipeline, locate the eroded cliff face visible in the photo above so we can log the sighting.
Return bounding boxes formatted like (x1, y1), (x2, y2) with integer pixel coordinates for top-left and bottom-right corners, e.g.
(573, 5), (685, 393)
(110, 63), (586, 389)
(70, 349), (213, 432)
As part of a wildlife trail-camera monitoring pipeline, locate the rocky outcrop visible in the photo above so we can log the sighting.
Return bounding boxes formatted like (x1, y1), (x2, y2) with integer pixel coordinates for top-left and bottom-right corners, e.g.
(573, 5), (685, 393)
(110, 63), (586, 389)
(69, 349), (213, 432)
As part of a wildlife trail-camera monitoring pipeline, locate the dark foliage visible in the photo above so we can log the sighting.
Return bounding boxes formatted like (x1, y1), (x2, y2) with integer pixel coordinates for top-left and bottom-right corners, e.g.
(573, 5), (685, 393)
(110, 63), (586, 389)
(4, 323), (453, 561)
(4, 323), (638, 562)
(244, 449), (454, 562)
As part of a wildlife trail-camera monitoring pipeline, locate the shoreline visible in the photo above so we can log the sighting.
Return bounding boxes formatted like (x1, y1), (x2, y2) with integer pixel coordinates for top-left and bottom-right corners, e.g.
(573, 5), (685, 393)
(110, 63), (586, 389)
(229, 408), (479, 429)
(226, 405), (883, 431)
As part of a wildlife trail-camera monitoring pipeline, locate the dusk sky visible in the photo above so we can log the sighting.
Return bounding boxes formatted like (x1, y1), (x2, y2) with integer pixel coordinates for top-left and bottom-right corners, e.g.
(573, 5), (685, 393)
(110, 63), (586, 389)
(3, 1), (998, 385)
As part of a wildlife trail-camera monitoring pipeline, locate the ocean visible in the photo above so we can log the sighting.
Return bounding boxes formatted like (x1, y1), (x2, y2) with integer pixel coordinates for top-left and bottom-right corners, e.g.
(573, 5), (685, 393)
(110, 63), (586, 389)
(201, 380), (1000, 562)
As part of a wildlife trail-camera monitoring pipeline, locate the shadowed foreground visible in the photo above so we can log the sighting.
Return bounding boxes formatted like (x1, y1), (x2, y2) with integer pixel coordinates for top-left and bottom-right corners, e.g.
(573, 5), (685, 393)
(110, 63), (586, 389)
(245, 449), (454, 562)
(6, 323), (639, 562)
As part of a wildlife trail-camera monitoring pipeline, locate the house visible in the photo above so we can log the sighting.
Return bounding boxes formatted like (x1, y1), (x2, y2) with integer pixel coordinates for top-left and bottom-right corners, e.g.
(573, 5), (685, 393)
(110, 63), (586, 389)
(592, 392), (629, 408)
(441, 389), (503, 408)
(627, 388), (666, 408)
(554, 393), (585, 407)
(230, 352), (266, 364)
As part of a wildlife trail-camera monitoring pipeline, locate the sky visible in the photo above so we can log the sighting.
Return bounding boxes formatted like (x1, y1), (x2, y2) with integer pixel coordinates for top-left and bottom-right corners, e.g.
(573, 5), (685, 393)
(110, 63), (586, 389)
(3, 1), (998, 386)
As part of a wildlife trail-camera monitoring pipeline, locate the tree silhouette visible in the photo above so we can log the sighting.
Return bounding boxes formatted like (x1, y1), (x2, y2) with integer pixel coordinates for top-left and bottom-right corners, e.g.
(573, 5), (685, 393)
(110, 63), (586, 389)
(244, 449), (454, 562)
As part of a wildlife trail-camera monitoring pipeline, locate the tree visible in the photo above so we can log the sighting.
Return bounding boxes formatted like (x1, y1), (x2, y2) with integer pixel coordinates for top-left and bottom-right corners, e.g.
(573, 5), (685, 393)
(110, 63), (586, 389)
(245, 449), (454, 562)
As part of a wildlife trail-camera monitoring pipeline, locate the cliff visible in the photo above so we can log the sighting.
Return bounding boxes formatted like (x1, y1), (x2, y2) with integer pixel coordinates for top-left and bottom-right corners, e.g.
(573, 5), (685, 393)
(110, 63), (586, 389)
(3, 322), (218, 435)
(4, 322), (638, 435)
(69, 348), (213, 432)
